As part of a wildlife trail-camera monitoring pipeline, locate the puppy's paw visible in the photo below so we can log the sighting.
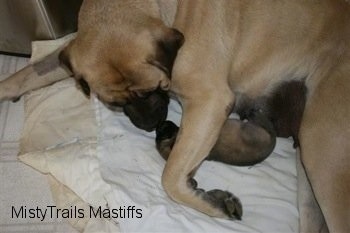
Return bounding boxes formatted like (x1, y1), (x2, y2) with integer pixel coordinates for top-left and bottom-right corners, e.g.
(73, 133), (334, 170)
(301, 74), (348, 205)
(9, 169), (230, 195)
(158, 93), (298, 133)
(187, 178), (198, 189)
(196, 188), (243, 220)
(155, 121), (179, 160)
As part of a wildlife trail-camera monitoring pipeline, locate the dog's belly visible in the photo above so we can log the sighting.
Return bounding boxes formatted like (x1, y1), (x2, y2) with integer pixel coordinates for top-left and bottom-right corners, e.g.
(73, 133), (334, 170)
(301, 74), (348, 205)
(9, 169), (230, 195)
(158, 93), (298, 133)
(234, 80), (307, 147)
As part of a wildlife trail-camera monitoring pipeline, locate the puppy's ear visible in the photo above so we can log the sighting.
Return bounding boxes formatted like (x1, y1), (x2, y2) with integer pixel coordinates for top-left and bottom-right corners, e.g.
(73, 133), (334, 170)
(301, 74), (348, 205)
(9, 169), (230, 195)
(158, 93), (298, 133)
(151, 28), (184, 77)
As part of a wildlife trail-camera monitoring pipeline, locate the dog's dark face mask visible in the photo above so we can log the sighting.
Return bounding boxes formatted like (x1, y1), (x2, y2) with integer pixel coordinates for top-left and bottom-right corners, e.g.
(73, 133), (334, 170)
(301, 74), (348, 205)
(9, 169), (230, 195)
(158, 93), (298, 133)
(74, 77), (169, 131)
(123, 90), (169, 132)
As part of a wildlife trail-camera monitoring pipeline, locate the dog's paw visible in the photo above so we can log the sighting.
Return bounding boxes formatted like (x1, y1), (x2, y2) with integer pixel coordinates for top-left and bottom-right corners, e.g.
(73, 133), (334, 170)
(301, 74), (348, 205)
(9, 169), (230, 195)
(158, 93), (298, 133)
(11, 96), (21, 103)
(208, 189), (243, 220)
(0, 81), (20, 102)
(0, 95), (20, 103)
(196, 188), (243, 220)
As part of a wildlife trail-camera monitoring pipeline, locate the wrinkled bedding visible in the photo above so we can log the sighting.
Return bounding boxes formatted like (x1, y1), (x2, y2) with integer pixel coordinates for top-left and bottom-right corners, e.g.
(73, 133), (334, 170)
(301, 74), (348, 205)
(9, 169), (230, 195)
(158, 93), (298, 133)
(19, 38), (299, 232)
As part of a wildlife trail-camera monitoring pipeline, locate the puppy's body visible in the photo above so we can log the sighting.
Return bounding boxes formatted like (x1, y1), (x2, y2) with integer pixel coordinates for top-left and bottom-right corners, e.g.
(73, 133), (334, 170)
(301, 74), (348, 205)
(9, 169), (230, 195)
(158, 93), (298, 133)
(1, 0), (349, 232)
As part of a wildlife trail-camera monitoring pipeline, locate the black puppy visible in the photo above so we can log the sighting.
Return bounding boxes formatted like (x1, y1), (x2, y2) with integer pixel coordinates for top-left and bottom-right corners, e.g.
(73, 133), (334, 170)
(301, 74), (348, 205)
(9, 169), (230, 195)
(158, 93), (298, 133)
(156, 110), (276, 166)
(155, 80), (306, 166)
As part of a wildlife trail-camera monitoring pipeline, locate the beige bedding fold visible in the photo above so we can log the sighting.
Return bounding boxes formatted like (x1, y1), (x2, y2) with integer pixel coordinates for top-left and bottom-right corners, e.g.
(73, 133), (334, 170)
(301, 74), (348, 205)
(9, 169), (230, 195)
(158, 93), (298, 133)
(18, 35), (119, 232)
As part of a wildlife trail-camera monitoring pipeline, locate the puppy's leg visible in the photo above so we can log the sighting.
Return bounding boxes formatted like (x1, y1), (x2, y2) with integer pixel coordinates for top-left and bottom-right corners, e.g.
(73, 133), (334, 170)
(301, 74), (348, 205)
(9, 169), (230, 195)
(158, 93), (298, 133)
(161, 93), (243, 220)
(0, 49), (71, 102)
(156, 108), (276, 166)
(297, 150), (329, 233)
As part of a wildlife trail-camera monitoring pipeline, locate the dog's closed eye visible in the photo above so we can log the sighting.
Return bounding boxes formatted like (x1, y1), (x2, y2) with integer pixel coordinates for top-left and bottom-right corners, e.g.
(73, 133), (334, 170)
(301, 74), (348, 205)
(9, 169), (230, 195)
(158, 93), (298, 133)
(77, 78), (91, 97)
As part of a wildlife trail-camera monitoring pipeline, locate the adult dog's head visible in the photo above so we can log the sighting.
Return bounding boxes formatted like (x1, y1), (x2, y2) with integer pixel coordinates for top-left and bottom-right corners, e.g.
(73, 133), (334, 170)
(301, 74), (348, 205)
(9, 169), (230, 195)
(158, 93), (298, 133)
(59, 0), (184, 131)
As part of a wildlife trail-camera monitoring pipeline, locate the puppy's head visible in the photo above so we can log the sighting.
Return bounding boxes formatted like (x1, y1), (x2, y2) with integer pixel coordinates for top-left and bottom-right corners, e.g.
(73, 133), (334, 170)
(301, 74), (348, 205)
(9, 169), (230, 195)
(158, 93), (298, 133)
(58, 2), (184, 131)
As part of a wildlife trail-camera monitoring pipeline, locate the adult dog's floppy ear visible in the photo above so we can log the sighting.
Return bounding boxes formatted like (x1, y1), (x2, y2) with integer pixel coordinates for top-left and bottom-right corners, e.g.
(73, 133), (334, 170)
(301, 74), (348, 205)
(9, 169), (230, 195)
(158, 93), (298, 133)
(0, 45), (73, 102)
(58, 47), (73, 73)
(150, 28), (184, 77)
(58, 44), (91, 97)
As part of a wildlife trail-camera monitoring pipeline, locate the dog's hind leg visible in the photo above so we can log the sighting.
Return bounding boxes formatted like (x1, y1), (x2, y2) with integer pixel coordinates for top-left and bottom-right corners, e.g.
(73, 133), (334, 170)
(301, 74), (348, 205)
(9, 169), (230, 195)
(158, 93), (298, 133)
(297, 150), (329, 233)
(0, 48), (72, 102)
(300, 62), (350, 233)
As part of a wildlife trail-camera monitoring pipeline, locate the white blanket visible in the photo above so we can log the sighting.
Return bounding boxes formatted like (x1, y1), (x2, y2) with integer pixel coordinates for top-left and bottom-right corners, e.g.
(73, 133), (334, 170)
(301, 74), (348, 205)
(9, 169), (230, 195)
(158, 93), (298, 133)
(95, 99), (298, 233)
(19, 38), (299, 233)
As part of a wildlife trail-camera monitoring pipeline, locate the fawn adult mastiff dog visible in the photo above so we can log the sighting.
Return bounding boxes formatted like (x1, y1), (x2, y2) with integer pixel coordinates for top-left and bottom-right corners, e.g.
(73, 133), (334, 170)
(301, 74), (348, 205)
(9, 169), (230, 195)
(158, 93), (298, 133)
(1, 0), (349, 232)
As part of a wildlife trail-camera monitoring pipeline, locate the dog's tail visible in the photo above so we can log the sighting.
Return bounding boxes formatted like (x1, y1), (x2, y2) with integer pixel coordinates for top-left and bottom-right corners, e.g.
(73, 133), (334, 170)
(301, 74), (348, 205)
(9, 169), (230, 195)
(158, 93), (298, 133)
(0, 42), (74, 102)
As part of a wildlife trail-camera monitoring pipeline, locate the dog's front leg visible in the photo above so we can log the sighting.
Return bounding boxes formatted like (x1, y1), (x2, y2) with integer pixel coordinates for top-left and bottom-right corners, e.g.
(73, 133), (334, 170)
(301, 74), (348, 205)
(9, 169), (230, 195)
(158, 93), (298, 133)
(161, 93), (243, 220)
(0, 49), (71, 102)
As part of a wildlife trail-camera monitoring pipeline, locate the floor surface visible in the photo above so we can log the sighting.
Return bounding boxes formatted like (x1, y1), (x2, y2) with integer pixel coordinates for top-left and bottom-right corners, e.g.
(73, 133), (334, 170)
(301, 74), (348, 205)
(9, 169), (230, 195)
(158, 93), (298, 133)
(0, 54), (76, 233)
